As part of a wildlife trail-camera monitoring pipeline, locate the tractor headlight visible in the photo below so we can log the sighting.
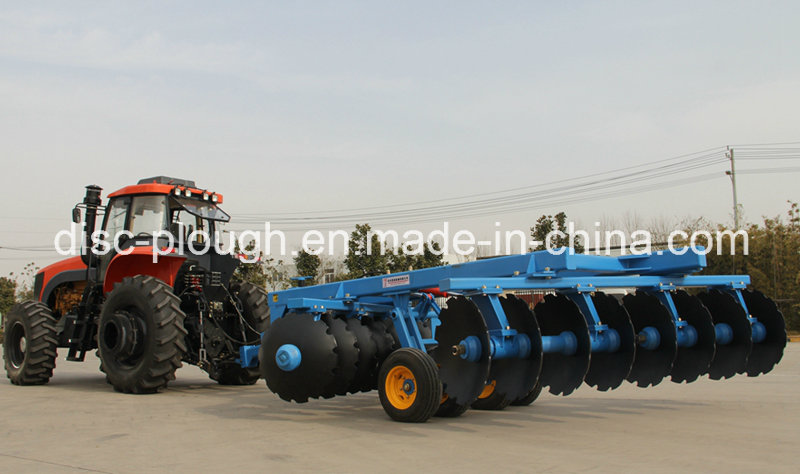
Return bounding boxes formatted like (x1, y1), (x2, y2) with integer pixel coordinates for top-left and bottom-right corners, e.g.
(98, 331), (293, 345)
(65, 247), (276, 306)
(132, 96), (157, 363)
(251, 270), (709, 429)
(203, 193), (210, 201)
(211, 194), (219, 203)
(185, 189), (192, 197)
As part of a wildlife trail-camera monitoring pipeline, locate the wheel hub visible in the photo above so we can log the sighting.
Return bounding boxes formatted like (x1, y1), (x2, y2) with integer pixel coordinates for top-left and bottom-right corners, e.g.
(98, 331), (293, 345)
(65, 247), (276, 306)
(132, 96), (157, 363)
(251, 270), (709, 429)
(101, 311), (145, 361)
(385, 365), (417, 410)
(8, 321), (26, 368)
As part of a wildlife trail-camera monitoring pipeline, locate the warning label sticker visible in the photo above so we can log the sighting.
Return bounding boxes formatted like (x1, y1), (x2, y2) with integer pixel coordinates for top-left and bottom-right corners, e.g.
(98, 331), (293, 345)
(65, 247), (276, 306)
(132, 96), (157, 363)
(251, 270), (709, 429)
(382, 274), (410, 289)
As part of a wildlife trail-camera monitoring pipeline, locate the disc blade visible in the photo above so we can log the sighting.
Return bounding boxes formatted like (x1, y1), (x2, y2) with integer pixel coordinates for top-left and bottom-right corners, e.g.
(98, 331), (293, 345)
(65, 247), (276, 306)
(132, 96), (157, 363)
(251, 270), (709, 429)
(322, 315), (359, 397)
(584, 292), (635, 391)
(624, 291), (677, 387)
(364, 318), (397, 390)
(670, 291), (716, 383)
(346, 318), (379, 393)
(480, 294), (543, 403)
(431, 296), (491, 406)
(534, 293), (590, 396)
(743, 289), (786, 376)
(259, 313), (338, 403)
(698, 289), (751, 379)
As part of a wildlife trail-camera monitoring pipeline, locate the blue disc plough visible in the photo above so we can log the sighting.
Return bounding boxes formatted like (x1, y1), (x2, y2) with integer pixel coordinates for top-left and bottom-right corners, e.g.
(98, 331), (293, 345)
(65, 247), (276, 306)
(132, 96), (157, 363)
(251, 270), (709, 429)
(238, 250), (786, 422)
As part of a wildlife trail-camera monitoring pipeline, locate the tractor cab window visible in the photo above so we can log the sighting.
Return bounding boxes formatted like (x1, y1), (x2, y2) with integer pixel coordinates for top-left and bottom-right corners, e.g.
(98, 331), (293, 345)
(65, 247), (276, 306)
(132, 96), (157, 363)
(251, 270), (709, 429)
(130, 195), (168, 237)
(103, 197), (129, 240)
(169, 197), (229, 244)
(170, 204), (205, 243)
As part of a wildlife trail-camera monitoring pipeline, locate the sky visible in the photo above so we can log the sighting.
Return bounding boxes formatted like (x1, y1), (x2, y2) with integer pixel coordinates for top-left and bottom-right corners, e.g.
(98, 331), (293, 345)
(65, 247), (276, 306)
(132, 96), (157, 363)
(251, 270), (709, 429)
(1, 1), (799, 276)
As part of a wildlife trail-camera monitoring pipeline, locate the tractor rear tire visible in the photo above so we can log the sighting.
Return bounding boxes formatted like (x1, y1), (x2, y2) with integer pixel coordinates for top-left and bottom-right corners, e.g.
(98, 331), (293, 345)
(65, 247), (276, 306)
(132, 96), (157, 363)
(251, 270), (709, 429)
(98, 276), (187, 394)
(232, 282), (271, 336)
(208, 282), (270, 386)
(3, 301), (58, 385)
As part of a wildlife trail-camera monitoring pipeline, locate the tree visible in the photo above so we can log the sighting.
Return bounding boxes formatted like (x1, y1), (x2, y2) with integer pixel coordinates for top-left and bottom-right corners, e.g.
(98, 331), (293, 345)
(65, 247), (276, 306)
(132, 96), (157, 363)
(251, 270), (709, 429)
(10, 262), (39, 302)
(0, 276), (16, 315)
(530, 212), (584, 253)
(344, 224), (390, 278)
(263, 256), (291, 292)
(294, 249), (321, 284)
(231, 240), (267, 288)
(701, 201), (800, 332)
(388, 241), (444, 273)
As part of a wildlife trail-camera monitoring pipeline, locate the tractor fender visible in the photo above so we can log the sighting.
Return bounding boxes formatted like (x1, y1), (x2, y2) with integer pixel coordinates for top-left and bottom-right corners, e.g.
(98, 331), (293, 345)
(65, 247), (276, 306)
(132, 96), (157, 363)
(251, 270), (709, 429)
(37, 256), (92, 304)
(103, 247), (187, 294)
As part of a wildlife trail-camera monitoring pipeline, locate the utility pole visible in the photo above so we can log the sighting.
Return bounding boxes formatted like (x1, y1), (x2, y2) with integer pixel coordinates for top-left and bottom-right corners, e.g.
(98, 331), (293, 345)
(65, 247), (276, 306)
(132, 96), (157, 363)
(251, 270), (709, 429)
(725, 147), (740, 274)
(725, 147), (739, 229)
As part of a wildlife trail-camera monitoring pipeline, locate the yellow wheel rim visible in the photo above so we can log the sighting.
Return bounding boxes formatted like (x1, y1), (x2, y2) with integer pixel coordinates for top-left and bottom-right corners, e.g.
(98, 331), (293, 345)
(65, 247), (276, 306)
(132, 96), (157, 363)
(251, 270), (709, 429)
(385, 365), (417, 410)
(478, 380), (496, 399)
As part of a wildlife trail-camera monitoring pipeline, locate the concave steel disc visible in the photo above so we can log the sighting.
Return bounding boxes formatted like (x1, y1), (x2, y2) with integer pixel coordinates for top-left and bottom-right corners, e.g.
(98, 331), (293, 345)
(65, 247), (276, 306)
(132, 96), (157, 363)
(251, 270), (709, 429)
(623, 291), (677, 387)
(430, 296), (491, 407)
(475, 294), (543, 406)
(345, 318), (379, 393)
(259, 313), (338, 403)
(534, 293), (591, 396)
(742, 289), (786, 376)
(321, 315), (359, 397)
(698, 289), (751, 379)
(584, 292), (635, 391)
(365, 318), (397, 390)
(670, 291), (716, 384)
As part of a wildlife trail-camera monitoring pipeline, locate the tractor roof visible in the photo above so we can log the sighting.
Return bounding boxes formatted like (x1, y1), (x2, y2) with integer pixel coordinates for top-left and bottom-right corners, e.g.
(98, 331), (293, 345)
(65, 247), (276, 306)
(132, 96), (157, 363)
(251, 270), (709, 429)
(108, 176), (223, 203)
(137, 176), (196, 187)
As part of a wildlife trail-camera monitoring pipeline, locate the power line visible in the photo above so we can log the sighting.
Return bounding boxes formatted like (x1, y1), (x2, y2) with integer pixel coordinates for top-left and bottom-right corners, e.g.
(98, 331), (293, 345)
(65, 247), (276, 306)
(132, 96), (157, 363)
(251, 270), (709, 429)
(236, 152), (728, 224)
(240, 146), (729, 218)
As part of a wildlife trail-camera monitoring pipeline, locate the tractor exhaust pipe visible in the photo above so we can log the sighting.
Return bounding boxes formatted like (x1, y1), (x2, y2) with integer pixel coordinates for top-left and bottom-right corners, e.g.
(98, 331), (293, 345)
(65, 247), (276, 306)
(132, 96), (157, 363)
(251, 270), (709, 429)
(80, 184), (103, 266)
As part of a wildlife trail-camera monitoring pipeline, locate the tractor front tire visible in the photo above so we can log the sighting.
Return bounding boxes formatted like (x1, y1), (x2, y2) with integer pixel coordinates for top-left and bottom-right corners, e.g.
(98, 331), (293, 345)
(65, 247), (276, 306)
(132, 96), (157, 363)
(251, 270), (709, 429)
(3, 301), (58, 385)
(98, 276), (187, 394)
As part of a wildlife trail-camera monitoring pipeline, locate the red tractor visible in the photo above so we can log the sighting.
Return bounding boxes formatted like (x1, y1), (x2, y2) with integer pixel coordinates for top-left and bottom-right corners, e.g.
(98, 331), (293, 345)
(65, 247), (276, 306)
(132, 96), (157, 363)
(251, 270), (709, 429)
(3, 177), (269, 393)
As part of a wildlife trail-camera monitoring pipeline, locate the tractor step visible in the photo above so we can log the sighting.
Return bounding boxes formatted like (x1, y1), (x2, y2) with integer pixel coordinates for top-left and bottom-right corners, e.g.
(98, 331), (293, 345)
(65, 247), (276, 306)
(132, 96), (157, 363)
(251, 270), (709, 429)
(66, 347), (87, 362)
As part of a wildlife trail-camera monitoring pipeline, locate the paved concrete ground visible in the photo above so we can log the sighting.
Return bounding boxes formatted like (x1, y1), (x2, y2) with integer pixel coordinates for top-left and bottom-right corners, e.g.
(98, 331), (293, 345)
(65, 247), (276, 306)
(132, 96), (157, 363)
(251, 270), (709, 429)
(1, 345), (798, 473)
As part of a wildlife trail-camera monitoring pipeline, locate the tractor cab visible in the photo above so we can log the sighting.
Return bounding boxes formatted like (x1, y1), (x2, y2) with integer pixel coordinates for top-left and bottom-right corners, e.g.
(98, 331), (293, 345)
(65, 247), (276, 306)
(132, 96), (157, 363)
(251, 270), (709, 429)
(70, 177), (239, 298)
(102, 176), (230, 250)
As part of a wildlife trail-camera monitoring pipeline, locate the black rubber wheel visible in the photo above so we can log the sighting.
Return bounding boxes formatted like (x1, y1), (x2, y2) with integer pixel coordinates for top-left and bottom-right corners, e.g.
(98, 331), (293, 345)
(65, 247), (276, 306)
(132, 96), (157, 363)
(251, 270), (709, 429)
(378, 348), (442, 423)
(98, 276), (187, 394)
(435, 397), (470, 417)
(209, 282), (270, 386)
(510, 381), (543, 407)
(3, 301), (58, 385)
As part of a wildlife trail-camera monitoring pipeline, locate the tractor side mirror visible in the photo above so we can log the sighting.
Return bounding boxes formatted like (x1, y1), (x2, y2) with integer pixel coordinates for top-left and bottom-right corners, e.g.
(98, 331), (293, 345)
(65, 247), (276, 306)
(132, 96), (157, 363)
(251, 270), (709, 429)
(72, 207), (81, 224)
